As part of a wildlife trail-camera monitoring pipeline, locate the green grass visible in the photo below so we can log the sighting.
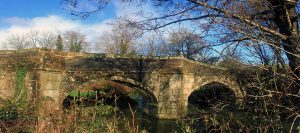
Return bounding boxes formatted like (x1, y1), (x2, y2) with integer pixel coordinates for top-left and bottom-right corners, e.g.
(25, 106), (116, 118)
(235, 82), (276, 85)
(68, 90), (97, 97)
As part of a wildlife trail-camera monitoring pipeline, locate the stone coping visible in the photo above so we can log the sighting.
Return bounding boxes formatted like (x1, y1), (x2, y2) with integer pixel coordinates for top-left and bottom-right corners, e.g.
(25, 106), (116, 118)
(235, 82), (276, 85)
(0, 48), (226, 70)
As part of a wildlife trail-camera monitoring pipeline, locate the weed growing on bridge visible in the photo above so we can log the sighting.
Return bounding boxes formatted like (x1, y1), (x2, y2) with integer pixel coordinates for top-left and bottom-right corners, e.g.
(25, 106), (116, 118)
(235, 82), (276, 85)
(0, 66), (37, 132)
(14, 66), (28, 104)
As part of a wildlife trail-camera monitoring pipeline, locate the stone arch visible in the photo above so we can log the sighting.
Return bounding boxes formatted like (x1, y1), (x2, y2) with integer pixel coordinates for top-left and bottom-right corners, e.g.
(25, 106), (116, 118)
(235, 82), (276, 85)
(104, 76), (158, 105)
(188, 78), (245, 107)
(63, 75), (158, 106)
(191, 78), (245, 100)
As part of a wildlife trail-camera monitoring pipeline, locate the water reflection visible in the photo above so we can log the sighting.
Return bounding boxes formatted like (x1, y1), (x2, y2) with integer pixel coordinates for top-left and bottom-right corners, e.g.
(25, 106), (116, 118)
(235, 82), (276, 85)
(120, 92), (178, 133)
(120, 108), (178, 133)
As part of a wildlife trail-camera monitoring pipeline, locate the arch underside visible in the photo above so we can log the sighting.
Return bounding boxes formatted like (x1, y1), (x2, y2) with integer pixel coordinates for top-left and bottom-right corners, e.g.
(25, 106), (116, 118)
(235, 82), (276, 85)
(191, 77), (245, 100)
(67, 76), (158, 105)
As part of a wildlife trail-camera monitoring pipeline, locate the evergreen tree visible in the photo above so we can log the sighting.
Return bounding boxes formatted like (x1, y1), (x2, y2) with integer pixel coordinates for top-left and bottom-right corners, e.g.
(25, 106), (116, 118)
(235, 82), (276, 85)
(55, 35), (63, 51)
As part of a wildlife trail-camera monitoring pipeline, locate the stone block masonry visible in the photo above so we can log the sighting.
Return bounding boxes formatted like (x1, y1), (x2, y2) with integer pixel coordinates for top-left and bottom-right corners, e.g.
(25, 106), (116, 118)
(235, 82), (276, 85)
(0, 49), (245, 119)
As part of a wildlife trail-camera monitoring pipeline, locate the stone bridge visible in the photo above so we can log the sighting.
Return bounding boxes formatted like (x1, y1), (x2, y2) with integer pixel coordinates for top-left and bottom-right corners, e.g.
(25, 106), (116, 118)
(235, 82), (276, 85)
(0, 49), (245, 119)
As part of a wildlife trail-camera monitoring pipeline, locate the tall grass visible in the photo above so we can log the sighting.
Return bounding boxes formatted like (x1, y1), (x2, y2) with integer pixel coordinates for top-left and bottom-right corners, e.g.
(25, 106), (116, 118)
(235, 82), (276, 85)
(0, 82), (147, 133)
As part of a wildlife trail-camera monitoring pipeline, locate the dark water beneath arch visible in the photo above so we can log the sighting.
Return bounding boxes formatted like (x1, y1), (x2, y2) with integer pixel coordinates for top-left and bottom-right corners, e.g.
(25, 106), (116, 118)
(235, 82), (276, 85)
(119, 107), (178, 133)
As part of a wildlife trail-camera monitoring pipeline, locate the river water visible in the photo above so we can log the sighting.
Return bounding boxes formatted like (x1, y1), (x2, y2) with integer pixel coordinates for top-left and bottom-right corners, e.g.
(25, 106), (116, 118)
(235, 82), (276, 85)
(65, 91), (179, 132)
(120, 108), (178, 133)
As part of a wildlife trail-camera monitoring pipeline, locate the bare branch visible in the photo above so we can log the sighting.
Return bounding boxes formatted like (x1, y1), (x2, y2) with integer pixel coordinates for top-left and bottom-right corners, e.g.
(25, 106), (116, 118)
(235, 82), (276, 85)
(187, 0), (288, 40)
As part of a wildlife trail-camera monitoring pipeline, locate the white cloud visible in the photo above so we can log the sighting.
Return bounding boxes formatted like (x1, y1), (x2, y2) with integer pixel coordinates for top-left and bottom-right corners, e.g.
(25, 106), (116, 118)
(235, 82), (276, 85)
(2, 17), (32, 27)
(0, 15), (113, 52)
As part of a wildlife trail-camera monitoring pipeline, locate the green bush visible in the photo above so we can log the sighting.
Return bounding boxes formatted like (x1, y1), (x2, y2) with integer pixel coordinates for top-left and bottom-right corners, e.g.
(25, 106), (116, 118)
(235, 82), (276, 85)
(0, 104), (18, 120)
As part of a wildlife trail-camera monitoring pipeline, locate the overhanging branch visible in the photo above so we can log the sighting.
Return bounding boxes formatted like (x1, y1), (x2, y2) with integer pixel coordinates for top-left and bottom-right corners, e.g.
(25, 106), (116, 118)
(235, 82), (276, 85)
(187, 0), (288, 40)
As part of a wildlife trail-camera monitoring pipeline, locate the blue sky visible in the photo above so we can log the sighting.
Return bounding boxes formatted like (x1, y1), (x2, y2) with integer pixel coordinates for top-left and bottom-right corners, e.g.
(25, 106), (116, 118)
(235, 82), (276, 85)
(0, 0), (64, 18)
(0, 0), (116, 25)
(0, 0), (128, 51)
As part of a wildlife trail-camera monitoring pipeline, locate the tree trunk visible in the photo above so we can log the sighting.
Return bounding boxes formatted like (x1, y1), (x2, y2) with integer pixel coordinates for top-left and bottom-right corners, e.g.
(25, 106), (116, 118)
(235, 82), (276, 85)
(271, 0), (300, 79)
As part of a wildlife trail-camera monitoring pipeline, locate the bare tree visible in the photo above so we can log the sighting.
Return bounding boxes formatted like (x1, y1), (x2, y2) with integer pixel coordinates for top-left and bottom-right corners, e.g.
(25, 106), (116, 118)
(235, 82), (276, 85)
(63, 31), (88, 52)
(27, 30), (40, 48)
(218, 46), (242, 68)
(167, 28), (210, 60)
(97, 19), (142, 55)
(38, 32), (56, 49)
(243, 42), (275, 66)
(4, 34), (29, 50)
(142, 33), (165, 56)
(27, 30), (56, 49)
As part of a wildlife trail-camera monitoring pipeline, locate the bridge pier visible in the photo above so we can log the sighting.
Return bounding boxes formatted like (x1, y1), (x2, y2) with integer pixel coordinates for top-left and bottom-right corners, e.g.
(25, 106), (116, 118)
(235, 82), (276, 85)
(142, 73), (195, 119)
(36, 70), (63, 132)
(37, 70), (63, 109)
(156, 100), (188, 119)
(142, 99), (188, 119)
